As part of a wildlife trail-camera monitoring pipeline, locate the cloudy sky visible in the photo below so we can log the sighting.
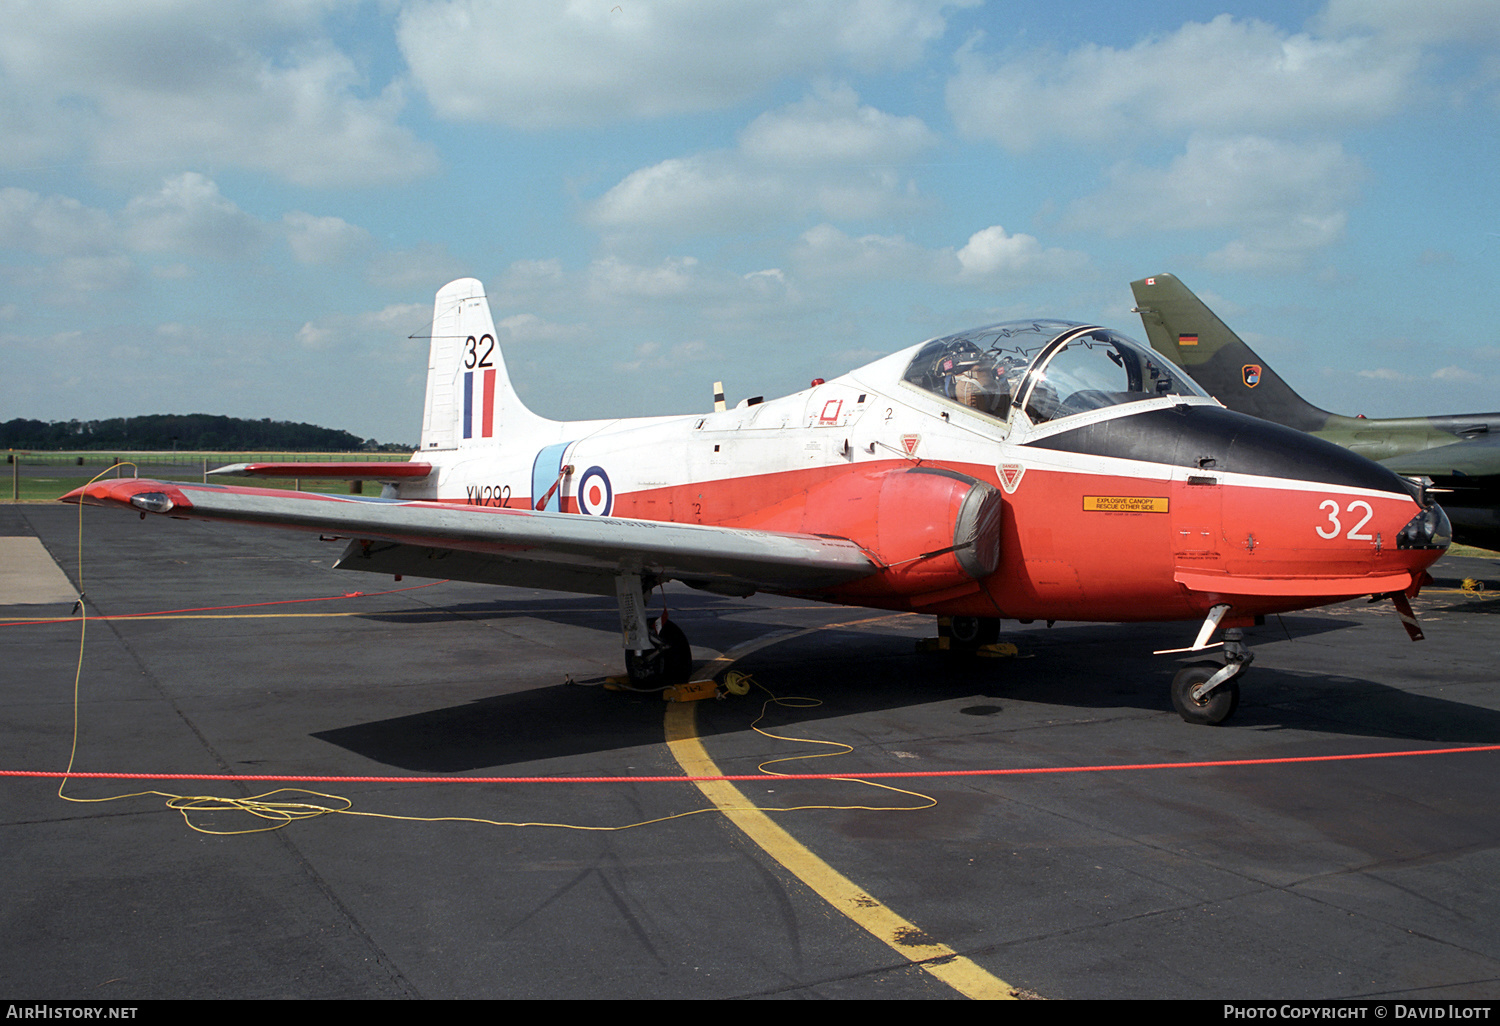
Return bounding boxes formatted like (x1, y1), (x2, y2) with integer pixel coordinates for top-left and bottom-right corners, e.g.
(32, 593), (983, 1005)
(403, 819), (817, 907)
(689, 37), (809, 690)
(2, 0), (1496, 445)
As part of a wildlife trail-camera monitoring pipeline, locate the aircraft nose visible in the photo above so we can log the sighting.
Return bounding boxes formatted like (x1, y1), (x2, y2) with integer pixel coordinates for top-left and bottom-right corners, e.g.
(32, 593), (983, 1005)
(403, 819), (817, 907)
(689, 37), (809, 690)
(1397, 502), (1451, 551)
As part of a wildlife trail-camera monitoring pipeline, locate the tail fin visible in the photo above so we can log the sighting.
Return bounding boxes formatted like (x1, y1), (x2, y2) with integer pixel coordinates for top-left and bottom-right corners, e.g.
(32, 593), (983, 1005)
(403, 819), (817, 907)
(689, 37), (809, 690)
(420, 278), (549, 451)
(1130, 273), (1331, 433)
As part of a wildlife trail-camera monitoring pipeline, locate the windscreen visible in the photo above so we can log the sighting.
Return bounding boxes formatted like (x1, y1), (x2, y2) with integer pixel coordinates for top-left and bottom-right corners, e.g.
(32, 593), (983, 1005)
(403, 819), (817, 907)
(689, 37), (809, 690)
(903, 321), (1207, 425)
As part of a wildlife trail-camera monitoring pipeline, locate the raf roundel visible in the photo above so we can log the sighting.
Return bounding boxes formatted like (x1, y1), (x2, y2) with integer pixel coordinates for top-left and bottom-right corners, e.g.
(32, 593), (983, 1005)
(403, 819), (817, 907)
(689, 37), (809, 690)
(577, 466), (613, 516)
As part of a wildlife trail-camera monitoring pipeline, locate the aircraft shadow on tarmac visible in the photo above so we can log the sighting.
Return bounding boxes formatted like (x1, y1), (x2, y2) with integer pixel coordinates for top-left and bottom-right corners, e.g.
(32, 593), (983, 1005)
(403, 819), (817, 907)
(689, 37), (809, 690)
(353, 588), (856, 653)
(311, 608), (1498, 772)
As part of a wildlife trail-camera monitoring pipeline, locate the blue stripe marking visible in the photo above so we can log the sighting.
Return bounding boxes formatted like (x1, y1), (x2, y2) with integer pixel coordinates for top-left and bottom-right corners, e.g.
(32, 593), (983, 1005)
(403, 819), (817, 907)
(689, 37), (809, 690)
(463, 371), (473, 439)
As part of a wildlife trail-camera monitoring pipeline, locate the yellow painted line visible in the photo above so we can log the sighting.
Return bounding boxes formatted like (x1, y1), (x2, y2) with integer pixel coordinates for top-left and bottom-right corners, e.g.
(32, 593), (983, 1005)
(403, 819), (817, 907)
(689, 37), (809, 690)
(662, 615), (1017, 1000)
(664, 704), (1014, 999)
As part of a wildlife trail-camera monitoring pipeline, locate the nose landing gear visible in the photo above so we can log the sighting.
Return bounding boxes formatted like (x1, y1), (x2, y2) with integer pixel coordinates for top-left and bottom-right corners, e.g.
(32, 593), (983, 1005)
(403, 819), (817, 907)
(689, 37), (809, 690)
(1162, 607), (1255, 725)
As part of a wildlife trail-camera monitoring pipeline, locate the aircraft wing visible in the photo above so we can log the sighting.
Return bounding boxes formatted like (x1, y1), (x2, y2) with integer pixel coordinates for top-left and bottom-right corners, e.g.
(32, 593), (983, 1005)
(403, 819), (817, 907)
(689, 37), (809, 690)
(1380, 436), (1500, 479)
(62, 478), (878, 598)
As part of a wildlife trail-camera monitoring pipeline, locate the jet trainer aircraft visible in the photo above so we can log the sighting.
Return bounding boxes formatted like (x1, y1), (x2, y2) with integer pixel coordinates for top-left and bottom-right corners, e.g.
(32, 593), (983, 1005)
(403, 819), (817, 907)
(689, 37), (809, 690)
(67, 278), (1452, 724)
(1131, 273), (1500, 550)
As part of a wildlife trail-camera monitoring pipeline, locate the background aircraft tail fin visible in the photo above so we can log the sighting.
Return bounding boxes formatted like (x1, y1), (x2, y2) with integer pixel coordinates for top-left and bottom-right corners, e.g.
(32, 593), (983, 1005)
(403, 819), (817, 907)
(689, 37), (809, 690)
(420, 278), (549, 452)
(1130, 273), (1331, 433)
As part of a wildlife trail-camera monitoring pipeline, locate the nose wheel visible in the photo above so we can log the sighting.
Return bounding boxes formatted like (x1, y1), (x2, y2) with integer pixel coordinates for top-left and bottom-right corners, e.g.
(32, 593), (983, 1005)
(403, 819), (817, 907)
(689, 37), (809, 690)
(1161, 611), (1253, 725)
(1171, 662), (1241, 725)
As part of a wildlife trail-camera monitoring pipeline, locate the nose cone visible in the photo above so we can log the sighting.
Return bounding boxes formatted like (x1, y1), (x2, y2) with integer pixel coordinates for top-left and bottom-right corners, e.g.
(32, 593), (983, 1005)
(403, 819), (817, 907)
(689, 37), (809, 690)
(1397, 501), (1451, 552)
(1028, 403), (1448, 603)
(1029, 403), (1418, 496)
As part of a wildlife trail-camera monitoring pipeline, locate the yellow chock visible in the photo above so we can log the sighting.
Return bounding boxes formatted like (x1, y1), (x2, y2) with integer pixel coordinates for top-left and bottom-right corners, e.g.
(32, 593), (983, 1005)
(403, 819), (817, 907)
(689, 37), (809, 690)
(976, 642), (1020, 659)
(663, 679), (719, 703)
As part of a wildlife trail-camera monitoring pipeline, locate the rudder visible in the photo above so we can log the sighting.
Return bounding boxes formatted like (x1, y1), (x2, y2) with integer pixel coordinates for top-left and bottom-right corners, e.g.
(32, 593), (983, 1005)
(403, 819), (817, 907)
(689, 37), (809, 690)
(420, 278), (548, 451)
(1130, 273), (1331, 433)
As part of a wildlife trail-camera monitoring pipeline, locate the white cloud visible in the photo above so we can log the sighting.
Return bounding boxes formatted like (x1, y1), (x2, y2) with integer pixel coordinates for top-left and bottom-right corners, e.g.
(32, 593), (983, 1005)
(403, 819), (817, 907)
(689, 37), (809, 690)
(589, 256), (701, 300)
(297, 321), (336, 350)
(739, 83), (938, 165)
(0, 189), (114, 257)
(591, 157), (790, 234)
(590, 85), (933, 233)
(947, 14), (1417, 152)
(0, 1), (437, 187)
(284, 211), (372, 265)
(955, 225), (1088, 281)
(54, 256), (136, 295)
(366, 242), (468, 291)
(298, 302), (430, 352)
(1432, 365), (1484, 383)
(1063, 135), (1361, 270)
(123, 173), (272, 261)
(495, 312), (584, 346)
(398, 0), (973, 128)
(793, 223), (941, 280)
(793, 222), (1088, 286)
(1318, 0), (1500, 47)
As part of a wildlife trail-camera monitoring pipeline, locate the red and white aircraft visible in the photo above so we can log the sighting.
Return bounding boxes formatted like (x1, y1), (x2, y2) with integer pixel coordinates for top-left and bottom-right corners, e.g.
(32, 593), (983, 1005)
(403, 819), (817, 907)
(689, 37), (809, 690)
(67, 278), (1452, 724)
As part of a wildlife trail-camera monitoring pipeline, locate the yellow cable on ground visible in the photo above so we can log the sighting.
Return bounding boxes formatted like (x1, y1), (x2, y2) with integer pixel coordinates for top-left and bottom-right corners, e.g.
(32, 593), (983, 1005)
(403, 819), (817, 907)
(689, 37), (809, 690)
(56, 494), (941, 834)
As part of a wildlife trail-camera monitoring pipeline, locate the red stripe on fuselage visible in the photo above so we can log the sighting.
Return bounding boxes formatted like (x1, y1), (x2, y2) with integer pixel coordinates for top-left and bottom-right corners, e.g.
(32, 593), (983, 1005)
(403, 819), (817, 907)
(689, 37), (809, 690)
(432, 459), (1436, 621)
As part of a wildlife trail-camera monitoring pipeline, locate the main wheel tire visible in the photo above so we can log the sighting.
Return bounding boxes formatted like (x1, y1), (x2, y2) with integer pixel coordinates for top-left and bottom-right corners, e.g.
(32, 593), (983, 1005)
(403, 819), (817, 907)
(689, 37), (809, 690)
(949, 616), (1001, 647)
(624, 617), (692, 689)
(1171, 662), (1240, 725)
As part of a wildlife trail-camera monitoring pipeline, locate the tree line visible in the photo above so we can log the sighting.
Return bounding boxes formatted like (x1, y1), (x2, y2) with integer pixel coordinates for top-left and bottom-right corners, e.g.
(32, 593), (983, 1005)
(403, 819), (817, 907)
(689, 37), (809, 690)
(1, 415), (410, 452)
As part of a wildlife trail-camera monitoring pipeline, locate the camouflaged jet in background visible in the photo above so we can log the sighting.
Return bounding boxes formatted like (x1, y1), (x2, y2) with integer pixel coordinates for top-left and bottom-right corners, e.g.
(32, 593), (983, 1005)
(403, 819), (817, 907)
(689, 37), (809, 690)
(1131, 273), (1500, 551)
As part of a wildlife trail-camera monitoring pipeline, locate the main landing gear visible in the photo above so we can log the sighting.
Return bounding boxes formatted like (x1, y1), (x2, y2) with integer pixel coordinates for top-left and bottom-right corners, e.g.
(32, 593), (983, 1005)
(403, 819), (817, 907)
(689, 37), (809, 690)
(922, 615), (1018, 657)
(615, 574), (693, 690)
(624, 616), (692, 689)
(1164, 605), (1254, 726)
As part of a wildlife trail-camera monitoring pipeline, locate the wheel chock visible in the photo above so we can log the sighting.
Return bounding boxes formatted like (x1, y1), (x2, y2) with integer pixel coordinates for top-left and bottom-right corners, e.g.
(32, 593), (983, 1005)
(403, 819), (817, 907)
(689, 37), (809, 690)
(976, 642), (1020, 658)
(662, 679), (719, 702)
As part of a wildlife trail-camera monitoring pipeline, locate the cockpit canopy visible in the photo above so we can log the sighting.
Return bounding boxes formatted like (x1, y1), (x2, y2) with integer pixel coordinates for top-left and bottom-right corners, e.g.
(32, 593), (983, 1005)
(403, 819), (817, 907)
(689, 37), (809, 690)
(902, 320), (1209, 426)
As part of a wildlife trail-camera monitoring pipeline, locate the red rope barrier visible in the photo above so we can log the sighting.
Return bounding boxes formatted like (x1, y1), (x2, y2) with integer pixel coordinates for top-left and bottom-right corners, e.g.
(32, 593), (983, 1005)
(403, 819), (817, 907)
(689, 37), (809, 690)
(7, 744), (1498, 785)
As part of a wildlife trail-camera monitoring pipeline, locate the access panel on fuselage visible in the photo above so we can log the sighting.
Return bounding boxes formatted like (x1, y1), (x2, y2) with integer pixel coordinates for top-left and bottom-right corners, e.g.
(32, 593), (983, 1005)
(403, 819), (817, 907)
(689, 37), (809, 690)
(992, 465), (1184, 621)
(531, 441), (572, 512)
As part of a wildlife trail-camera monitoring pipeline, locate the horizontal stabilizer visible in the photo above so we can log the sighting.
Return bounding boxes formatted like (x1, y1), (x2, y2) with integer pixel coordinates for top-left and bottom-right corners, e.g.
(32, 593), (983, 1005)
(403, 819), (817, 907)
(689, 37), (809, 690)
(210, 462), (433, 481)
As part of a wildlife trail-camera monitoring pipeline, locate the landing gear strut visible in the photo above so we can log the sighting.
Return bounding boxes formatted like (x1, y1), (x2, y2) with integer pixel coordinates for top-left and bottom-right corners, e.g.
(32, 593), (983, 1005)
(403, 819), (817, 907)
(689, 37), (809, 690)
(1170, 623), (1253, 726)
(615, 574), (692, 690)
